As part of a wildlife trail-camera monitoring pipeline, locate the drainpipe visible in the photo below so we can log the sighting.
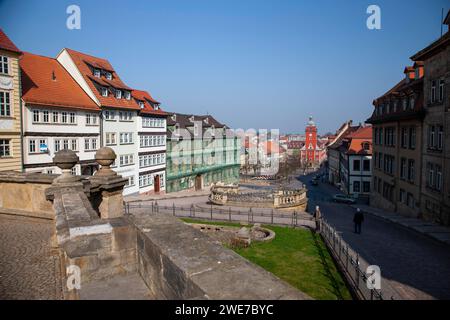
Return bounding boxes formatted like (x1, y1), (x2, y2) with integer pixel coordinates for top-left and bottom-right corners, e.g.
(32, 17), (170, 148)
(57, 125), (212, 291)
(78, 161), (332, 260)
(19, 66), (24, 172)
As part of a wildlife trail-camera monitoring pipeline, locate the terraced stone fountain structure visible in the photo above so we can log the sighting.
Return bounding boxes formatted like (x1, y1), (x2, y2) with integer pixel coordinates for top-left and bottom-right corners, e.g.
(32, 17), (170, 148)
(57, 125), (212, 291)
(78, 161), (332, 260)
(209, 182), (308, 210)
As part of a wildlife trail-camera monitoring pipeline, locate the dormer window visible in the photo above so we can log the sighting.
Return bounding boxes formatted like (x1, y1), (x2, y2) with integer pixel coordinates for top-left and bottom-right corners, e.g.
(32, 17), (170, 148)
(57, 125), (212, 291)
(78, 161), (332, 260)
(189, 116), (195, 122)
(124, 91), (131, 100)
(171, 114), (176, 121)
(402, 98), (407, 111)
(362, 142), (370, 151)
(204, 117), (209, 124)
(154, 104), (160, 110)
(101, 87), (108, 97)
(106, 72), (112, 80)
(393, 100), (398, 112)
(94, 68), (101, 78)
(116, 90), (122, 99)
(139, 101), (145, 109)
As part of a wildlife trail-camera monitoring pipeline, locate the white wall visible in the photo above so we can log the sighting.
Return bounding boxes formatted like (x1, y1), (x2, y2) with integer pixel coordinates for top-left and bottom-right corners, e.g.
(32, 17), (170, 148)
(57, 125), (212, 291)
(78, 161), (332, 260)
(103, 110), (139, 195)
(137, 115), (167, 193)
(23, 105), (100, 172)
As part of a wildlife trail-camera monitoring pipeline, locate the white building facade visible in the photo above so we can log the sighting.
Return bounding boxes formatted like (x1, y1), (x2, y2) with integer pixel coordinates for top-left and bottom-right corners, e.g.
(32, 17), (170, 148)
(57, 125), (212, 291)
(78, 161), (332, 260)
(20, 52), (101, 175)
(133, 90), (167, 194)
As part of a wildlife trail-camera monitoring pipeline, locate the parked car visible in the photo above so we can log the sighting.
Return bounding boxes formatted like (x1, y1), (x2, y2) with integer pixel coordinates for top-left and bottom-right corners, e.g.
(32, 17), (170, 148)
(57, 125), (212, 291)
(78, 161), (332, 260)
(332, 194), (356, 204)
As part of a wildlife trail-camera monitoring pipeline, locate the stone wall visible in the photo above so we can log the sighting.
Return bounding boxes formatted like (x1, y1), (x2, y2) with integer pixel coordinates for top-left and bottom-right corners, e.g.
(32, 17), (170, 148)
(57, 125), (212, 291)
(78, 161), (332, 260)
(131, 212), (310, 300)
(0, 171), (55, 219)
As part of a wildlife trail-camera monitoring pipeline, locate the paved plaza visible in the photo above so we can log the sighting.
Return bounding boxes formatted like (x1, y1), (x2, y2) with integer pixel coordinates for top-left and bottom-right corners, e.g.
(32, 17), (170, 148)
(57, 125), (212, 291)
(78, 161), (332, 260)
(0, 215), (63, 300)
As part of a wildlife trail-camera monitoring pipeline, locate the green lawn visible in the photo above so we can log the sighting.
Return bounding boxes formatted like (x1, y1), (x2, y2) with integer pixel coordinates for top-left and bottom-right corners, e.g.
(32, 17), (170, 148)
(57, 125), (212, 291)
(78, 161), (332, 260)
(181, 218), (352, 300)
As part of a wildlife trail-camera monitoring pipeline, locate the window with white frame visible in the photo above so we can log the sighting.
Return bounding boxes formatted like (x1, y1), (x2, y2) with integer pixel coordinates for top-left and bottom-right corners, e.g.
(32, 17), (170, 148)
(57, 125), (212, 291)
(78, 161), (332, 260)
(63, 139), (69, 150)
(139, 153), (166, 168)
(120, 132), (133, 144)
(115, 89), (122, 99)
(42, 110), (49, 123)
(61, 112), (68, 123)
(69, 112), (76, 124)
(119, 111), (132, 121)
(94, 68), (101, 77)
(431, 80), (436, 103)
(139, 174), (154, 188)
(439, 79), (445, 102)
(139, 101), (145, 109)
(52, 111), (59, 123)
(0, 56), (9, 74)
(0, 139), (10, 157)
(0, 91), (11, 117)
(106, 72), (112, 80)
(125, 176), (135, 188)
(55, 140), (61, 152)
(140, 135), (165, 147)
(104, 110), (115, 121)
(436, 166), (442, 191)
(119, 154), (134, 166)
(101, 87), (108, 97)
(86, 113), (98, 125)
(106, 133), (116, 145)
(29, 139), (47, 154)
(437, 125), (443, 150)
(32, 109), (40, 123)
(124, 91), (131, 100)
(71, 139), (77, 151)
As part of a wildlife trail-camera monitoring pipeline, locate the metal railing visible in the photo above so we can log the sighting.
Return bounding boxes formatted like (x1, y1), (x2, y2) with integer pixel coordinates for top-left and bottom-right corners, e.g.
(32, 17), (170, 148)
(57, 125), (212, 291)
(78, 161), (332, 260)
(125, 200), (314, 228)
(319, 218), (393, 300)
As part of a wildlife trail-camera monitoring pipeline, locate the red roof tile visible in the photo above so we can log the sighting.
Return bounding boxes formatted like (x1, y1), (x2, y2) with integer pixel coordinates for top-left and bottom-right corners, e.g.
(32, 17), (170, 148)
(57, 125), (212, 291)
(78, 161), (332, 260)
(0, 29), (21, 54)
(64, 48), (140, 110)
(20, 52), (99, 111)
(132, 89), (167, 116)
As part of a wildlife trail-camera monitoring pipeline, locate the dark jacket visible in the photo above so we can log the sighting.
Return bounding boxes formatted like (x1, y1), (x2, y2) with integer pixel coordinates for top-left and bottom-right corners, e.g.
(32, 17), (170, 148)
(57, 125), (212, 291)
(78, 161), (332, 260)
(353, 212), (364, 224)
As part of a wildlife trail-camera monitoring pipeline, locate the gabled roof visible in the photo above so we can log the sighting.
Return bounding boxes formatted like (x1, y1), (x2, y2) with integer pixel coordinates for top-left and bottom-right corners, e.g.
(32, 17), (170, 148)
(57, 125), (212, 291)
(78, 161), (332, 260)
(132, 89), (167, 116)
(63, 48), (140, 110)
(0, 29), (21, 54)
(20, 52), (99, 111)
(167, 113), (227, 129)
(342, 126), (372, 155)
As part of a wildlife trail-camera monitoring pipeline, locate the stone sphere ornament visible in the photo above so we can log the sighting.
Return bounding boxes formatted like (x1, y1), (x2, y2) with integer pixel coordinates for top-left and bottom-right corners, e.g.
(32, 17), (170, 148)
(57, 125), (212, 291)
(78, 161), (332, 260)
(95, 147), (117, 176)
(53, 149), (80, 183)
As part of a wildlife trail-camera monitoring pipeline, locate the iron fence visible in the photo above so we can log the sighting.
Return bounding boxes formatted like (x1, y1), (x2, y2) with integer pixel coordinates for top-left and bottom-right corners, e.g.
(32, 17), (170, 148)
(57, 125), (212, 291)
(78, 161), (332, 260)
(319, 218), (394, 300)
(125, 200), (315, 228)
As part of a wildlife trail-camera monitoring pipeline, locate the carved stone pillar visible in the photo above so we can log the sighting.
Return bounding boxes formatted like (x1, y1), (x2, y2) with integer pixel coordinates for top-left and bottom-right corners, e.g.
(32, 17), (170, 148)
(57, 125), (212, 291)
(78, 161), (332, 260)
(90, 147), (127, 219)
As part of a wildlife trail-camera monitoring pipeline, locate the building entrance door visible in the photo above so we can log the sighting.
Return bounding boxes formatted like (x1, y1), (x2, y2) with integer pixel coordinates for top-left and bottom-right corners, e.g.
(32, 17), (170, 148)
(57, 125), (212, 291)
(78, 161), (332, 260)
(154, 175), (160, 193)
(195, 175), (202, 191)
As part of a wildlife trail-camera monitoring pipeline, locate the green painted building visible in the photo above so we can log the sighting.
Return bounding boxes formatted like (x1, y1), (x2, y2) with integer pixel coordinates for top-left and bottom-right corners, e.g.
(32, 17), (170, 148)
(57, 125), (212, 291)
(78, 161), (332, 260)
(166, 113), (240, 193)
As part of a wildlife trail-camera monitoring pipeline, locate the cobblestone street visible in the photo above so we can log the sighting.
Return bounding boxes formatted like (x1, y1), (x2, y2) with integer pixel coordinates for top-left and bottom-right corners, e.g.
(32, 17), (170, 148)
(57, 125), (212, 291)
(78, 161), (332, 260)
(0, 215), (63, 300)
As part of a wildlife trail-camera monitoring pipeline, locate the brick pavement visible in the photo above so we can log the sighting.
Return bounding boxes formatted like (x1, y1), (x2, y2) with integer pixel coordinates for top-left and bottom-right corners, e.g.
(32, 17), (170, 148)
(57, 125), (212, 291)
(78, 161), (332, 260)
(0, 214), (64, 300)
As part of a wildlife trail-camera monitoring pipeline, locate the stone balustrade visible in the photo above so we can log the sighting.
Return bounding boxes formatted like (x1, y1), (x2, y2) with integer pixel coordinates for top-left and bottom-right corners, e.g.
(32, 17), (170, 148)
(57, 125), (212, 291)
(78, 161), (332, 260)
(209, 183), (307, 209)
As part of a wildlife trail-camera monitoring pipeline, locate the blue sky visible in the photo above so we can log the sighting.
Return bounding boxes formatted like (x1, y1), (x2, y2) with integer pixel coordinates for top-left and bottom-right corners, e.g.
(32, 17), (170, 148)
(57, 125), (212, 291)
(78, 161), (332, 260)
(1, 0), (448, 134)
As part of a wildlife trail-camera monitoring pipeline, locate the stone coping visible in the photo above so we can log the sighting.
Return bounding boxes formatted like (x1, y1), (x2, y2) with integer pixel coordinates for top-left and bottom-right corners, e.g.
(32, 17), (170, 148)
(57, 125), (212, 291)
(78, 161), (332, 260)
(130, 213), (311, 300)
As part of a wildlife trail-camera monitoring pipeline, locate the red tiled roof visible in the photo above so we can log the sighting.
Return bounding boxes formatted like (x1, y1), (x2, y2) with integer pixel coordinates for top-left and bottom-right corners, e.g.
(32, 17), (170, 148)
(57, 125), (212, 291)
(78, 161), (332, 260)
(64, 48), (140, 110)
(346, 125), (372, 139)
(20, 52), (99, 111)
(132, 89), (167, 116)
(345, 126), (373, 155)
(0, 29), (21, 54)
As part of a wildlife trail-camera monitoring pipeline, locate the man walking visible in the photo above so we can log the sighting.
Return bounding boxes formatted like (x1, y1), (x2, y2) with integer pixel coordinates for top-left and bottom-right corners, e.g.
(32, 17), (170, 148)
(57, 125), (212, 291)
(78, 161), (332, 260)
(353, 208), (364, 234)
